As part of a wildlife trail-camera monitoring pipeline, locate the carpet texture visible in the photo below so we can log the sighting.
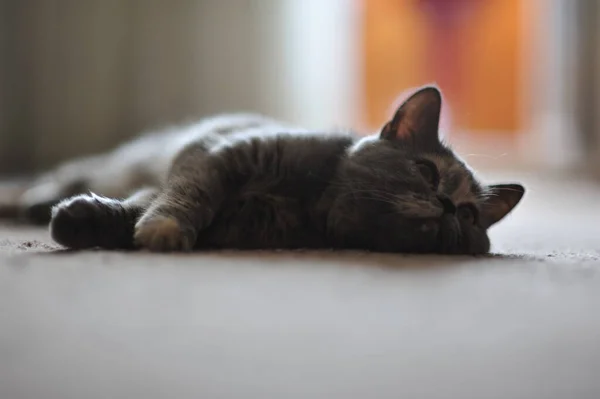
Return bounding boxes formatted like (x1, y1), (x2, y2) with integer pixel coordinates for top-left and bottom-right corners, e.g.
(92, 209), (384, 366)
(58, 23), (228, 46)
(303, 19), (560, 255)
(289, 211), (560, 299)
(1, 172), (599, 399)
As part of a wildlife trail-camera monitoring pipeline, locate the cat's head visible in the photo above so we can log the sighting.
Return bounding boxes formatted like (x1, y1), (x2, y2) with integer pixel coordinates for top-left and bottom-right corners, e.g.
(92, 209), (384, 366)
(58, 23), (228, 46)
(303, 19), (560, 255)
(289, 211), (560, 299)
(331, 86), (524, 254)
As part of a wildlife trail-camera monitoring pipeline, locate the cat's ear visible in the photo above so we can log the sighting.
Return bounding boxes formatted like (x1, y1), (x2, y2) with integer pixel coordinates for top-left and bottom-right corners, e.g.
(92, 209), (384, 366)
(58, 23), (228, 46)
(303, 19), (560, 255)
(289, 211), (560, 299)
(480, 184), (525, 228)
(380, 85), (442, 149)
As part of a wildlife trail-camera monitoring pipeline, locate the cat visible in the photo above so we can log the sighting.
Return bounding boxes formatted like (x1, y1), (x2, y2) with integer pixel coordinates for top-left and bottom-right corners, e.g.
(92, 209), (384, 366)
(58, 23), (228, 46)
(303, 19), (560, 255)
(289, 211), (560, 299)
(1, 86), (524, 254)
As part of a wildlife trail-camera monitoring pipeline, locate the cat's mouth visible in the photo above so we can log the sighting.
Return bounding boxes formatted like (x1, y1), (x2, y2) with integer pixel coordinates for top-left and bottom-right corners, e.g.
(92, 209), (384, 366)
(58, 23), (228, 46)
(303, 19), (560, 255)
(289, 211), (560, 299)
(416, 215), (463, 254)
(426, 214), (489, 255)
(436, 213), (461, 254)
(429, 195), (468, 254)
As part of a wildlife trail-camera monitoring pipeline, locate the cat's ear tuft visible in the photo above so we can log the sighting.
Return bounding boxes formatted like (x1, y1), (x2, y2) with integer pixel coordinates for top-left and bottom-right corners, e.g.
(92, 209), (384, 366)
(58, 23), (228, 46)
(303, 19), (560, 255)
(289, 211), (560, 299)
(380, 85), (442, 149)
(480, 184), (525, 229)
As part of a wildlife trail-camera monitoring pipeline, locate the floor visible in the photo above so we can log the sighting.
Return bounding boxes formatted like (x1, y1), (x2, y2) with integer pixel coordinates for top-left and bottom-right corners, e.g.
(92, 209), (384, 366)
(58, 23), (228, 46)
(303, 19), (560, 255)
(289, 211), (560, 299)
(1, 172), (600, 399)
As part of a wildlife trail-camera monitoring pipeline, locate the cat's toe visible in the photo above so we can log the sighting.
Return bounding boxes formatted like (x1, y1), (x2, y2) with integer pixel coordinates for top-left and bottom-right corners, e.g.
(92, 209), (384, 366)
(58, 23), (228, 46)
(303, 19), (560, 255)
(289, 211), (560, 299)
(134, 216), (194, 252)
(50, 194), (124, 249)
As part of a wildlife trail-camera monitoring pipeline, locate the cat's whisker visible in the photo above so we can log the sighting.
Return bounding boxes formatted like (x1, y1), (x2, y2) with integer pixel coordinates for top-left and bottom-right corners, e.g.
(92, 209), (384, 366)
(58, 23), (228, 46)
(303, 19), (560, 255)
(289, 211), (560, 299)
(464, 153), (508, 159)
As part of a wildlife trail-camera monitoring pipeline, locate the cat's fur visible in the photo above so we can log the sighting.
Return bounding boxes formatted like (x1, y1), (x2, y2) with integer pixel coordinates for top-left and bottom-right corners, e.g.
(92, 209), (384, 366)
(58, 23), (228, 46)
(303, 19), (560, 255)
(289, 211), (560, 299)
(1, 86), (525, 254)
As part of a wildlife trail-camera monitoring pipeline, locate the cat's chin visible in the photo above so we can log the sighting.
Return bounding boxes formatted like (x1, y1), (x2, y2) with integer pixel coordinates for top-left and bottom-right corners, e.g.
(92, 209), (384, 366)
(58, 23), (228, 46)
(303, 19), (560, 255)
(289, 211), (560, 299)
(432, 214), (489, 255)
(436, 214), (461, 254)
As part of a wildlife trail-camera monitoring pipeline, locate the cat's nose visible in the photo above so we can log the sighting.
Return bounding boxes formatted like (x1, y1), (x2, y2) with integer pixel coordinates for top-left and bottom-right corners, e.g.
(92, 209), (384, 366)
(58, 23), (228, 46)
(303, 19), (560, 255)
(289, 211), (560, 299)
(437, 194), (456, 215)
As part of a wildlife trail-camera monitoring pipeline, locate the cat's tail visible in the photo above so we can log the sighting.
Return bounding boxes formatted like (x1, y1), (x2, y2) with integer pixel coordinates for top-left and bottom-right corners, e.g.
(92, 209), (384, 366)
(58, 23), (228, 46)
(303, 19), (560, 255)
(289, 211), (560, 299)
(0, 179), (30, 220)
(0, 178), (62, 224)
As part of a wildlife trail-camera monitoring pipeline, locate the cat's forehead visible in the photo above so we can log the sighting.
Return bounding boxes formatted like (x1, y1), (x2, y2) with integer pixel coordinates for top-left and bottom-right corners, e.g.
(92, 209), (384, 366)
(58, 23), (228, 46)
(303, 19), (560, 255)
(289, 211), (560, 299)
(425, 153), (484, 205)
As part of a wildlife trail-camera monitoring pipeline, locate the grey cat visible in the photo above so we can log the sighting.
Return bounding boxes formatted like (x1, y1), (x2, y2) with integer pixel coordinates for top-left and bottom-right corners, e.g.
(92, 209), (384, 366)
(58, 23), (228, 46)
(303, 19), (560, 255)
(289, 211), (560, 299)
(2, 86), (524, 254)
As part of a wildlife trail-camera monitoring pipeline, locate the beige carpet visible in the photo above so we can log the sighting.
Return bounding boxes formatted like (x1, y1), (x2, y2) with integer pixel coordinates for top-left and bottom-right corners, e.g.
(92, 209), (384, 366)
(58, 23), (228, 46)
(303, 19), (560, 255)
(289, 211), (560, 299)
(1, 172), (600, 399)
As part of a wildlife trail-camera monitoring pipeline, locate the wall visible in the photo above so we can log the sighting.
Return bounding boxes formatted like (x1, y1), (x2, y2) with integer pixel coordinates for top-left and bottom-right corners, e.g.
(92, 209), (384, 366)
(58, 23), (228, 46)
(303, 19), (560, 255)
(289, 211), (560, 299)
(0, 1), (262, 172)
(0, 0), (361, 175)
(1, 0), (583, 175)
(362, 0), (523, 134)
(361, 0), (583, 171)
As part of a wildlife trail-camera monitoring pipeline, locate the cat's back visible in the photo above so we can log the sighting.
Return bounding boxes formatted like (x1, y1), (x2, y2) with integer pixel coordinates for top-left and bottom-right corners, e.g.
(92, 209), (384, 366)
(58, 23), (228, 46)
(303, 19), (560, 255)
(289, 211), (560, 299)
(20, 114), (303, 206)
(115, 113), (300, 166)
(100, 113), (303, 185)
(160, 113), (358, 176)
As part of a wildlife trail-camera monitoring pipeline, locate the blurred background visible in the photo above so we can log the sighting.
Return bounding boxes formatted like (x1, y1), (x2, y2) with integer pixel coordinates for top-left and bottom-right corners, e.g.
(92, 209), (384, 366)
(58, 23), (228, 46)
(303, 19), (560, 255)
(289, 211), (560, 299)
(0, 0), (597, 177)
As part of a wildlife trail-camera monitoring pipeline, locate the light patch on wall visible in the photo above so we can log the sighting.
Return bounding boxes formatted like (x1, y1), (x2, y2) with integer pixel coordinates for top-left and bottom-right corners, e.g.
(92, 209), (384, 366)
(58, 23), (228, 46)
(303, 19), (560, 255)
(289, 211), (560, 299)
(362, 0), (524, 136)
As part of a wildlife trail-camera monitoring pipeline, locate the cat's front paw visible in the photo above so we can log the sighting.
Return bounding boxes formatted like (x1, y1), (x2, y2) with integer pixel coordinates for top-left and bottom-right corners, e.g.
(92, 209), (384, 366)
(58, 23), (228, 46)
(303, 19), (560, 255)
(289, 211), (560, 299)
(134, 215), (195, 252)
(50, 194), (128, 249)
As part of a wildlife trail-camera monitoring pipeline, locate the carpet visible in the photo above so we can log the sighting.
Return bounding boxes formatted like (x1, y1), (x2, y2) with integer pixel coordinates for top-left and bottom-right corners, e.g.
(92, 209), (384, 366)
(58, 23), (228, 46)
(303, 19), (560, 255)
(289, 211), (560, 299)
(1, 172), (599, 399)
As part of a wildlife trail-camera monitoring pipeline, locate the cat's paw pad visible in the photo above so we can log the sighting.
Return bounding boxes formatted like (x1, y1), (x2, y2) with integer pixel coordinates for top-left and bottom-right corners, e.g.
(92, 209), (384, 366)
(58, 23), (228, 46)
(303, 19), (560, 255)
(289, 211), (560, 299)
(50, 194), (122, 249)
(134, 216), (195, 252)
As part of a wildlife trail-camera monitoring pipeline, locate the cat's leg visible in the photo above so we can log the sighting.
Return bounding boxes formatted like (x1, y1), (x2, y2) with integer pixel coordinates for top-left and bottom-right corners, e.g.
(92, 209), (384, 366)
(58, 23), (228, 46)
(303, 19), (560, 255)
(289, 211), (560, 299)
(17, 152), (157, 225)
(50, 187), (158, 249)
(134, 145), (229, 252)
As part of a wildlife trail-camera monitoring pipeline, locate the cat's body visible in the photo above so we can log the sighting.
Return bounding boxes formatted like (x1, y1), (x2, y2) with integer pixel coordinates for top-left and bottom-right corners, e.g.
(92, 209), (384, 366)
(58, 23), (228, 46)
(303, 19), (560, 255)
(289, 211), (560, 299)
(19, 113), (299, 217)
(2, 87), (525, 254)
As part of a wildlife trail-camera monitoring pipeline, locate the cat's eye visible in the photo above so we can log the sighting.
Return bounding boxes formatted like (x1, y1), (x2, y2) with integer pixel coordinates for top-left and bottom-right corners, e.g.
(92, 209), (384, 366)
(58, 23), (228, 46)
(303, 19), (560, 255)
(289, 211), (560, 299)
(416, 160), (440, 190)
(457, 204), (478, 225)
